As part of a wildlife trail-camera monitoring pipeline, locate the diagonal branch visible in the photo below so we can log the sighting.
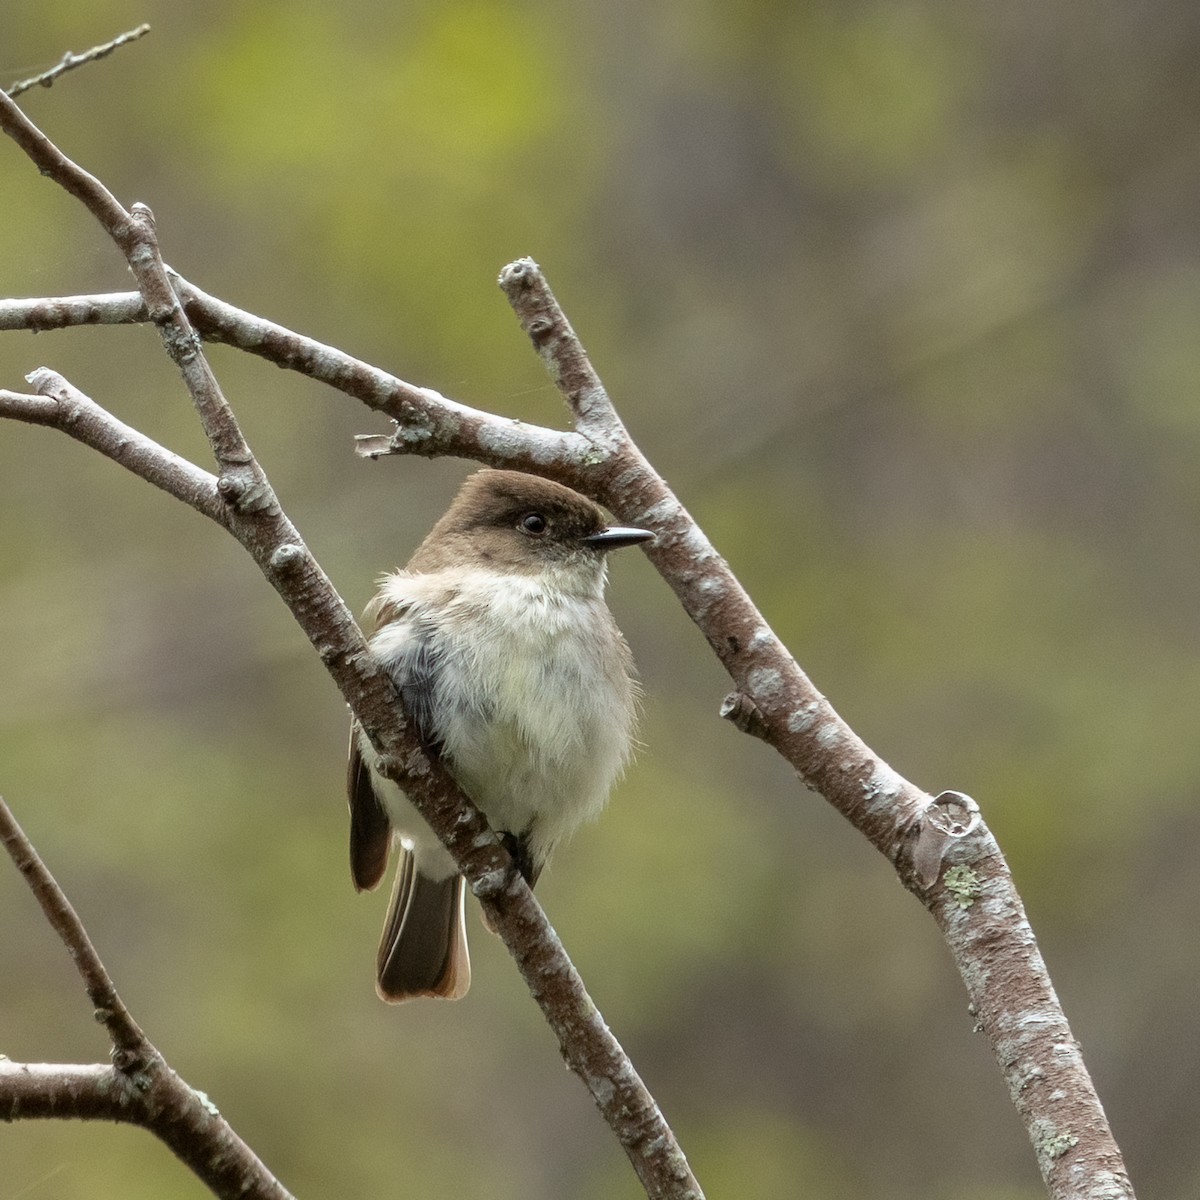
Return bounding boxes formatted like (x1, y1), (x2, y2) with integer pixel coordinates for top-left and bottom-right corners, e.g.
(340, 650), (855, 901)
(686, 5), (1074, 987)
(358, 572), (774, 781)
(0, 89), (703, 1200)
(2, 363), (702, 1200)
(494, 257), (628, 446)
(496, 258), (1136, 1200)
(0, 797), (147, 1061)
(0, 93), (248, 470)
(0, 280), (593, 474)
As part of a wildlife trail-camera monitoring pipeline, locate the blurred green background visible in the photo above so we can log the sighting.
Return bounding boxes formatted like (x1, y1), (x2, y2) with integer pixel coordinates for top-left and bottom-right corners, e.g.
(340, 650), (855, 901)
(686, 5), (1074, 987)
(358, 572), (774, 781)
(2, 1), (1198, 1197)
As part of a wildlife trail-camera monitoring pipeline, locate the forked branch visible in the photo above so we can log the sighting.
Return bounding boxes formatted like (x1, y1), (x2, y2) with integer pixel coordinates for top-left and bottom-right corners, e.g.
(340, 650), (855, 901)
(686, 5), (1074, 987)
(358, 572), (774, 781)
(0, 797), (294, 1200)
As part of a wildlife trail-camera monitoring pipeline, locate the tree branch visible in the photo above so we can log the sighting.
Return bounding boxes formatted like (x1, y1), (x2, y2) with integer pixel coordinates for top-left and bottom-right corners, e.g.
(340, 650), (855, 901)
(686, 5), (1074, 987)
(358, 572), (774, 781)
(1, 362), (702, 1200)
(0, 795), (148, 1063)
(0, 374), (225, 522)
(0, 798), (294, 1200)
(3, 24), (151, 99)
(495, 257), (628, 446)
(0, 281), (591, 472)
(0, 290), (146, 330)
(495, 258), (1135, 1200)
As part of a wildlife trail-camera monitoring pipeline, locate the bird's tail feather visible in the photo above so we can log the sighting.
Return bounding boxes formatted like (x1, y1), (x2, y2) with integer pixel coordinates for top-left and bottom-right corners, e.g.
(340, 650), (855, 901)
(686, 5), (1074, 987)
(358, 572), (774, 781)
(375, 849), (470, 1002)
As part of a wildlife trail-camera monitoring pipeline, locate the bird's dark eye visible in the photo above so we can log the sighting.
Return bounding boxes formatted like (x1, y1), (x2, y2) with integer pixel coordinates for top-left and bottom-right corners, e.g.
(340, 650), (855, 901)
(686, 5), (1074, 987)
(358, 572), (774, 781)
(519, 512), (548, 536)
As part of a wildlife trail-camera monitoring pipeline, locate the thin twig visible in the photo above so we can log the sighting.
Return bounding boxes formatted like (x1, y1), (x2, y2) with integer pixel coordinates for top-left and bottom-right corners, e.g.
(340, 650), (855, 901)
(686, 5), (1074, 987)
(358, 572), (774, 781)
(1, 374), (226, 522)
(0, 796), (147, 1061)
(496, 257), (627, 446)
(4, 24), (151, 98)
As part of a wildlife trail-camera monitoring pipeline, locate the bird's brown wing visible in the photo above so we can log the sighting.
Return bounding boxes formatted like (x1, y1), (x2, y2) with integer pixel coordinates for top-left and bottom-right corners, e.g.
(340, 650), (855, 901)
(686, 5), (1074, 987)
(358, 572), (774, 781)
(347, 603), (445, 891)
(347, 723), (391, 892)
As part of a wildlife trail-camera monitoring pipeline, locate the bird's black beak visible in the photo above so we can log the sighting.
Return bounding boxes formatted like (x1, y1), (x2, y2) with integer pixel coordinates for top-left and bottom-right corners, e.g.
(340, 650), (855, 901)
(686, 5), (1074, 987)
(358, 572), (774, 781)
(584, 526), (655, 551)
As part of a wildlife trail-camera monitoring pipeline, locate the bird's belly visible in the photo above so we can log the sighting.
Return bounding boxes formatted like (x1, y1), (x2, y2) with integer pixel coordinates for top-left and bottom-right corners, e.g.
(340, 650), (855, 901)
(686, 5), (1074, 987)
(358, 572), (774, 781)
(436, 641), (626, 858)
(372, 591), (634, 878)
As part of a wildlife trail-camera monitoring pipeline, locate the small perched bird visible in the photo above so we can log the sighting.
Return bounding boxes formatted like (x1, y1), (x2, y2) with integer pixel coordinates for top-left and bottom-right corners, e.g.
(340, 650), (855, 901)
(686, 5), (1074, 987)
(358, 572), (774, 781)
(347, 469), (653, 1002)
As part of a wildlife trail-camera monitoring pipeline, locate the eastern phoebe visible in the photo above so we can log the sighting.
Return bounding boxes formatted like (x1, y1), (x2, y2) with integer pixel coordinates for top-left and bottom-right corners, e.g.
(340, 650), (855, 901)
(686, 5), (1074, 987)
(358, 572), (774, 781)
(347, 469), (653, 1002)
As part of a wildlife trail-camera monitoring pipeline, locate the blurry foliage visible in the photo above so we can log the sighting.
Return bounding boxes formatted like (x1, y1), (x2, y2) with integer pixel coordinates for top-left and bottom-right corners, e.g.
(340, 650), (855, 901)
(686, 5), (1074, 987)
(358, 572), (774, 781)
(176, 2), (600, 370)
(776, 4), (977, 187)
(581, 1109), (863, 1199)
(3, 0), (1200, 1197)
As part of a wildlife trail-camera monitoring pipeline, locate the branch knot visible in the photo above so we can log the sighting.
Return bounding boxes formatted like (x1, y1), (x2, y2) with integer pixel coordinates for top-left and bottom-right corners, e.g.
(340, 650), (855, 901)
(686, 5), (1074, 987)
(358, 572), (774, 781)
(910, 790), (982, 890)
(719, 691), (769, 739)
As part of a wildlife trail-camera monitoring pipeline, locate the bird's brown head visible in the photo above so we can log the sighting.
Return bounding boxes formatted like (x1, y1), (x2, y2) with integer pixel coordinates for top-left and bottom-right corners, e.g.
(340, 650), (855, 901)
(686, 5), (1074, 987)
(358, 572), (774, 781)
(406, 470), (654, 586)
